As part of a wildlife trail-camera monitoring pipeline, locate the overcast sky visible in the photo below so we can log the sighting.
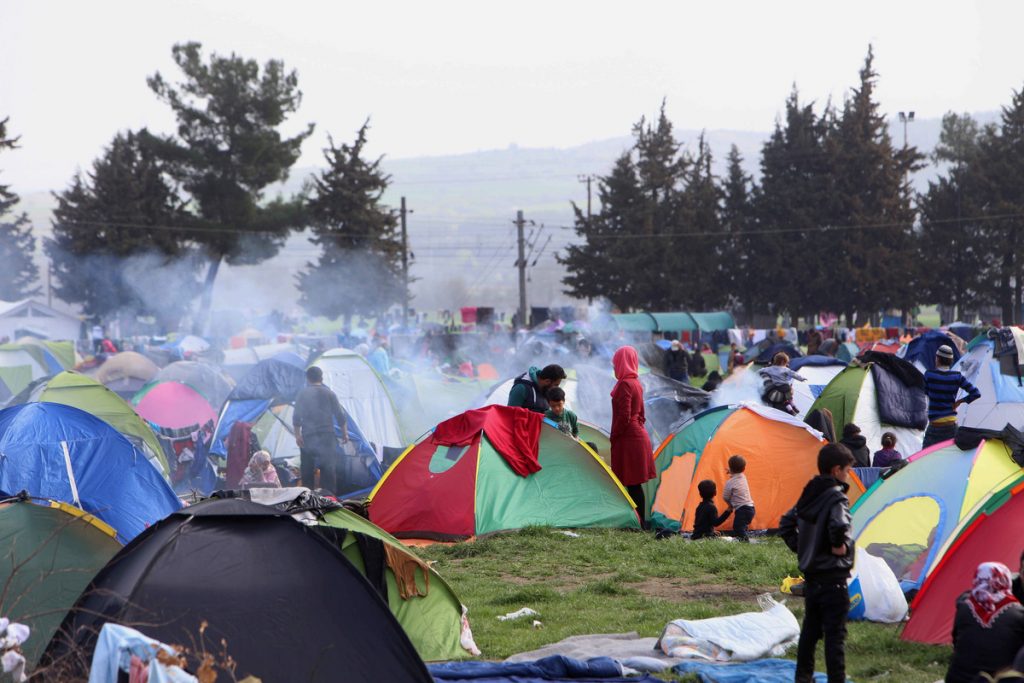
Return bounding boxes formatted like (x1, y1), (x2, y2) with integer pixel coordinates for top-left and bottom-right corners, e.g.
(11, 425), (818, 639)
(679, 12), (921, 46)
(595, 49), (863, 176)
(3, 0), (1023, 192)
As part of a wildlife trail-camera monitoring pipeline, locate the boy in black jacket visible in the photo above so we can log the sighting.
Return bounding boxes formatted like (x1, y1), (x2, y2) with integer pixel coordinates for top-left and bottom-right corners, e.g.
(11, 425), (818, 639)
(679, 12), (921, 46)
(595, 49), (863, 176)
(779, 443), (856, 683)
(690, 479), (731, 540)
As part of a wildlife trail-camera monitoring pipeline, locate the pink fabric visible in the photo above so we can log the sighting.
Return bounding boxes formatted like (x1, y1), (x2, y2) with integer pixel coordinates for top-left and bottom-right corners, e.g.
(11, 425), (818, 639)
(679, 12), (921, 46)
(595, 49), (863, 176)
(134, 381), (217, 429)
(968, 562), (1018, 627)
(612, 346), (640, 383)
(432, 405), (542, 476)
(129, 655), (149, 683)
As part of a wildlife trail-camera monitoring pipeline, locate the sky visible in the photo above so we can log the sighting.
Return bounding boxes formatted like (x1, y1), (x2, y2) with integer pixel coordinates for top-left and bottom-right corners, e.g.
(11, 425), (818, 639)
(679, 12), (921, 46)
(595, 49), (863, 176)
(2, 0), (1024, 193)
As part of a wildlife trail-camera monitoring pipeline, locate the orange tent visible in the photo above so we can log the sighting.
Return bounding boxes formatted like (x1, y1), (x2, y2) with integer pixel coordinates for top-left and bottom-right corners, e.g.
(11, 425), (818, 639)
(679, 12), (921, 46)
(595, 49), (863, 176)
(645, 404), (864, 533)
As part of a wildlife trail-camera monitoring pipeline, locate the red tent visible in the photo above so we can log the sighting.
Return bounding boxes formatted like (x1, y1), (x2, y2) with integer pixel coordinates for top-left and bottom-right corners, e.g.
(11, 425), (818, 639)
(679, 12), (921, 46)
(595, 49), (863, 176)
(902, 480), (1024, 644)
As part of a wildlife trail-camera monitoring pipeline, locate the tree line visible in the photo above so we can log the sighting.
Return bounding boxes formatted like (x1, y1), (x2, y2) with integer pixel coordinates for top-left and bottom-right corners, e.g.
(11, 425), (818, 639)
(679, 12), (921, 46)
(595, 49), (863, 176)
(0, 42), (402, 333)
(561, 47), (1024, 326)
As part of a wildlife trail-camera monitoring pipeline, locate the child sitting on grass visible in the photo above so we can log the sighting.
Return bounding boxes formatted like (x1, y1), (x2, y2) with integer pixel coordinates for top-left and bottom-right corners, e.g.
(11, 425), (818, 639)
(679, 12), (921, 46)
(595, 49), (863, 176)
(722, 455), (756, 541)
(545, 387), (579, 438)
(691, 479), (731, 540)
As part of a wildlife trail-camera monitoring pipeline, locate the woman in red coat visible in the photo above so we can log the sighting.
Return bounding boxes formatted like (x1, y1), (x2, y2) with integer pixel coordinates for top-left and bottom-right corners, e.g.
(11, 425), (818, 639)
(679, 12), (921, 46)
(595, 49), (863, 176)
(610, 345), (656, 527)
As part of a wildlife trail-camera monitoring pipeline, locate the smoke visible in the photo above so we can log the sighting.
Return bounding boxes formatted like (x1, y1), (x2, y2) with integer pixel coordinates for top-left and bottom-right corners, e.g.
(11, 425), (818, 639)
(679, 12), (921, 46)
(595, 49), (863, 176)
(710, 365), (763, 408)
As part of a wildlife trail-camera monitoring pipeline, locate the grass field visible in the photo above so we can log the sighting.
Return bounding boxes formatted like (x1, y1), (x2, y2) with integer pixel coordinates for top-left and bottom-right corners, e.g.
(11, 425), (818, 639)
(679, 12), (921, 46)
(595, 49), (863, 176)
(419, 528), (950, 682)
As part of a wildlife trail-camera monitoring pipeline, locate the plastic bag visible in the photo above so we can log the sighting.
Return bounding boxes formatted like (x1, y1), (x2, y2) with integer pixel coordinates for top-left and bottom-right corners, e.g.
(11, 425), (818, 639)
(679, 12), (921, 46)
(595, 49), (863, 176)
(848, 547), (908, 623)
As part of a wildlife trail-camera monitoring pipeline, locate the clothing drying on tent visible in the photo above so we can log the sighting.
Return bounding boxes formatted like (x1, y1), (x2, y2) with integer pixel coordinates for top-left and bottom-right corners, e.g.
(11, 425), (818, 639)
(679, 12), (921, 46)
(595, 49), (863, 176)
(314, 348), (405, 450)
(851, 438), (1022, 592)
(92, 351), (159, 398)
(7, 370), (169, 476)
(0, 495), (121, 669)
(216, 487), (477, 661)
(44, 498), (434, 683)
(956, 340), (1024, 432)
(808, 355), (926, 457)
(643, 404), (863, 534)
(903, 478), (1024, 645)
(369, 405), (640, 540)
(152, 360), (234, 411)
(0, 402), (181, 542)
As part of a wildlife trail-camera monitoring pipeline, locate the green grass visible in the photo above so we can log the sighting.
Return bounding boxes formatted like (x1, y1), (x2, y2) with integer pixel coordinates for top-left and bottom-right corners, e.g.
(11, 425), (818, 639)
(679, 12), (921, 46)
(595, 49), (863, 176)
(419, 529), (949, 682)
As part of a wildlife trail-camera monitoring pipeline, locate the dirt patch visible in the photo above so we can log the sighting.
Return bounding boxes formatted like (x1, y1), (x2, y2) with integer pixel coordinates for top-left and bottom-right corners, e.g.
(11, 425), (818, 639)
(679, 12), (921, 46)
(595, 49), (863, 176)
(632, 576), (770, 603)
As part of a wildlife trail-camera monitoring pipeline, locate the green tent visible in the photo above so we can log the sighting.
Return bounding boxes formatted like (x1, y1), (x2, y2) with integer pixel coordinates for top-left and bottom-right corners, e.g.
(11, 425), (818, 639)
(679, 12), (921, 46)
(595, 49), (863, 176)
(11, 371), (170, 476)
(318, 508), (475, 661)
(0, 498), (121, 668)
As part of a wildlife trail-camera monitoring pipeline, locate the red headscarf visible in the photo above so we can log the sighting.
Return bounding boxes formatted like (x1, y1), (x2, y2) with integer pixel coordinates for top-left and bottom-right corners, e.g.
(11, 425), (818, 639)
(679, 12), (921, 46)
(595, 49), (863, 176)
(967, 562), (1018, 627)
(612, 346), (639, 384)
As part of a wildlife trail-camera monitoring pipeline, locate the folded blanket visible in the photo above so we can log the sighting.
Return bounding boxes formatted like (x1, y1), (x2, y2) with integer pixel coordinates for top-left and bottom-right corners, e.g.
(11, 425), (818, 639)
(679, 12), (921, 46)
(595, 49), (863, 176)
(657, 595), (799, 662)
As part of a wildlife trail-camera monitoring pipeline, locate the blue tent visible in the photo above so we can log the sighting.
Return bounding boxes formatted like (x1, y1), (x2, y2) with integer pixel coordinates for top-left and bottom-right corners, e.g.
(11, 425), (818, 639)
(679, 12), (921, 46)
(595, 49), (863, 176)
(211, 355), (307, 457)
(790, 356), (848, 371)
(0, 403), (181, 542)
(900, 330), (961, 372)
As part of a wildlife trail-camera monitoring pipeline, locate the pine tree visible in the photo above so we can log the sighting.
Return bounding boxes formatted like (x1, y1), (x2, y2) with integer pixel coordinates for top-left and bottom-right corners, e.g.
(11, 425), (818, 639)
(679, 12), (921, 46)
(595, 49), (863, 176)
(721, 145), (755, 319)
(146, 42), (313, 333)
(674, 134), (724, 309)
(917, 114), (986, 318)
(296, 122), (404, 319)
(559, 153), (644, 306)
(0, 118), (40, 300)
(46, 131), (198, 329)
(826, 47), (921, 324)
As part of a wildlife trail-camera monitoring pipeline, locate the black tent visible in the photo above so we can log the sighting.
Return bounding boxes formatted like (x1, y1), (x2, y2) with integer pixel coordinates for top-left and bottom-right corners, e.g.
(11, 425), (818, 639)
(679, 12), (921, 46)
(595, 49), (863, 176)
(45, 498), (433, 683)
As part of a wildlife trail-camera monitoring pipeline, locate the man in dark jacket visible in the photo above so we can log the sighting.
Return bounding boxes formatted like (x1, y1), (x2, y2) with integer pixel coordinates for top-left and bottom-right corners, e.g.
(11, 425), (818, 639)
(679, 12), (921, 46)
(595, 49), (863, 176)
(839, 422), (871, 469)
(507, 364), (566, 413)
(293, 366), (349, 494)
(664, 340), (690, 383)
(779, 443), (856, 683)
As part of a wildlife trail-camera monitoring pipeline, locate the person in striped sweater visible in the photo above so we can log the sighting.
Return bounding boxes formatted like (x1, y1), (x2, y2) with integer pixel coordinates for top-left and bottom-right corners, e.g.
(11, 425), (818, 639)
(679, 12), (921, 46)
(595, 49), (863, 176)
(923, 345), (981, 448)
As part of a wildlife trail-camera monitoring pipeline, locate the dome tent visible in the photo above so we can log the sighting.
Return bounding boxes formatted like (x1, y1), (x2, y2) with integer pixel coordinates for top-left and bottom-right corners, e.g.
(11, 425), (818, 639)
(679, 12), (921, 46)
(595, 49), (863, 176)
(643, 404), (864, 533)
(0, 402), (181, 542)
(787, 356), (848, 417)
(368, 405), (640, 540)
(902, 478), (1024, 645)
(44, 497), (434, 683)
(0, 495), (121, 669)
(7, 371), (169, 476)
(152, 360), (235, 411)
(954, 340), (1024, 432)
(851, 438), (1021, 592)
(314, 348), (405, 450)
(92, 351), (159, 399)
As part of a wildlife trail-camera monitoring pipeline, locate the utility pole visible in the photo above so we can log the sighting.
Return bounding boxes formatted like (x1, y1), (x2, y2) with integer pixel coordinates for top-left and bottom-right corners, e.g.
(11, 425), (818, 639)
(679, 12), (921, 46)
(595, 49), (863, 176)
(516, 210), (527, 329)
(577, 174), (593, 224)
(400, 196), (410, 329)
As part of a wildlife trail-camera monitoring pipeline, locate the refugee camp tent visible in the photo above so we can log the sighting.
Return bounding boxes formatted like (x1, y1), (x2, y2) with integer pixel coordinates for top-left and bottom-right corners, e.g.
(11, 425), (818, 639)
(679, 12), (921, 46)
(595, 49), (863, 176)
(17, 338), (77, 371)
(899, 330), (962, 373)
(902, 478), (1024, 644)
(369, 406), (640, 540)
(8, 371), (169, 476)
(0, 496), (121, 668)
(851, 438), (1021, 591)
(955, 341), (1024, 431)
(133, 380), (218, 432)
(808, 355), (926, 457)
(577, 419), (612, 463)
(389, 370), (493, 441)
(0, 344), (49, 397)
(45, 498), (434, 683)
(152, 360), (234, 411)
(0, 403), (181, 542)
(644, 404), (863, 533)
(314, 348), (404, 450)
(210, 354), (307, 457)
(788, 356), (848, 417)
(221, 342), (306, 380)
(92, 351), (159, 398)
(836, 342), (863, 363)
(744, 340), (802, 365)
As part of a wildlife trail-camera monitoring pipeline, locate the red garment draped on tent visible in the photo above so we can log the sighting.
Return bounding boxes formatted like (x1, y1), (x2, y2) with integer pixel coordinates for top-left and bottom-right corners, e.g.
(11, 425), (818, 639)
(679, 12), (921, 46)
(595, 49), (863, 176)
(431, 405), (542, 476)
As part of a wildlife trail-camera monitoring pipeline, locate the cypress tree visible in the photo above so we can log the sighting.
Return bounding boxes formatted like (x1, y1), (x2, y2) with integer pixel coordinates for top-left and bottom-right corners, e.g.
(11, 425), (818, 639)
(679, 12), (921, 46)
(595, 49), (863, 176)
(0, 118), (41, 301)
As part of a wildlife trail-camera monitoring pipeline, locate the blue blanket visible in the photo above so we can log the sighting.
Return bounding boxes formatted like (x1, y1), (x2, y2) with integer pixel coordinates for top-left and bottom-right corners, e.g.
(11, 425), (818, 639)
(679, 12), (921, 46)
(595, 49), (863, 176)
(430, 655), (659, 682)
(674, 658), (844, 683)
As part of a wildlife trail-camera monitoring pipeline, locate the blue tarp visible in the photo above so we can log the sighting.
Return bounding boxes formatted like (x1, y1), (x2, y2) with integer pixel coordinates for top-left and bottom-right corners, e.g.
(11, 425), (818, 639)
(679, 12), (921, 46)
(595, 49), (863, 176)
(673, 659), (840, 683)
(211, 398), (271, 457)
(0, 402), (181, 542)
(789, 356), (847, 371)
(211, 358), (307, 456)
(430, 656), (658, 682)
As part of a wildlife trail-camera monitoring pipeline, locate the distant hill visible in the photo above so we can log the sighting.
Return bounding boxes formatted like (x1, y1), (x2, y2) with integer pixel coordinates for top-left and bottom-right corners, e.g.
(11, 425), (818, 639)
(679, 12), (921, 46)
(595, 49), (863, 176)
(16, 111), (1001, 316)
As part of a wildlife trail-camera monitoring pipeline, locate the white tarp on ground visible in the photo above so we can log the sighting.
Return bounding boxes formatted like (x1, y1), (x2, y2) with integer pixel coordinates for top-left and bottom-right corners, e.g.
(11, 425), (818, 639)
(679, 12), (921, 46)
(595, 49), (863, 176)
(656, 595), (799, 662)
(314, 348), (403, 450)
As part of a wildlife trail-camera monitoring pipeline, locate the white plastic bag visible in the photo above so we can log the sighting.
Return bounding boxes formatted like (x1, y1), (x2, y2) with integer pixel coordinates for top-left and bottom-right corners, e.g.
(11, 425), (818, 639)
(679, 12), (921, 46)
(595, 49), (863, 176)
(848, 547), (908, 623)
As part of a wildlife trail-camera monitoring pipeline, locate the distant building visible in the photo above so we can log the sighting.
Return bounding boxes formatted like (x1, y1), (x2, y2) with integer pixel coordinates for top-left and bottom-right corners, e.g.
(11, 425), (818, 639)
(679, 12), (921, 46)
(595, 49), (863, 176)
(0, 299), (83, 342)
